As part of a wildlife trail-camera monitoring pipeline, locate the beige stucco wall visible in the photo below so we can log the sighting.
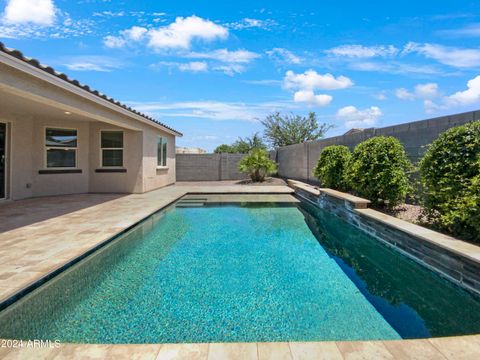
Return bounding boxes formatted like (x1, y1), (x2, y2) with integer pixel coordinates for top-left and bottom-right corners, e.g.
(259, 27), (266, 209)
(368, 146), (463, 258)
(32, 117), (90, 197)
(88, 122), (144, 194)
(0, 61), (179, 200)
(3, 115), (176, 200)
(142, 130), (176, 192)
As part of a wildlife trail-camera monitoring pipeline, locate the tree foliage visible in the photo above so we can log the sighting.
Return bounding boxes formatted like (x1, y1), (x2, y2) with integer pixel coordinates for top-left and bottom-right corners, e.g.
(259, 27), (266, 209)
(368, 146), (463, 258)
(419, 121), (480, 242)
(214, 133), (267, 154)
(262, 112), (332, 148)
(313, 145), (352, 190)
(238, 148), (277, 182)
(213, 144), (235, 154)
(345, 136), (412, 208)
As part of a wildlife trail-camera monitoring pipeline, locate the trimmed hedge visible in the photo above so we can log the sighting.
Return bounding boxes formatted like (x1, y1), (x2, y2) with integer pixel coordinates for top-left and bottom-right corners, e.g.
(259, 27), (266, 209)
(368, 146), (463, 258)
(345, 136), (411, 208)
(313, 145), (351, 190)
(419, 121), (480, 242)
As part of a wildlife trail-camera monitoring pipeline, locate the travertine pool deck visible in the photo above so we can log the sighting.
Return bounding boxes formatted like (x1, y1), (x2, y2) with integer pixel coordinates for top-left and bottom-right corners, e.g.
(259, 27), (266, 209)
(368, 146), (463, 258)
(1, 181), (480, 359)
(1, 336), (480, 359)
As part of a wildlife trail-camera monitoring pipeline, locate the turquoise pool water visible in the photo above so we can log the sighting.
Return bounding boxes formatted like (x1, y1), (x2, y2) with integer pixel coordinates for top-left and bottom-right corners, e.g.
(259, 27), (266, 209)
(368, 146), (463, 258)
(1, 198), (480, 343)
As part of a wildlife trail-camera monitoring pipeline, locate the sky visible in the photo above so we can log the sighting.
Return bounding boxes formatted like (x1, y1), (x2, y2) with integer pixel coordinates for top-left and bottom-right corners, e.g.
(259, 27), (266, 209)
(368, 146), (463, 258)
(1, 1), (480, 151)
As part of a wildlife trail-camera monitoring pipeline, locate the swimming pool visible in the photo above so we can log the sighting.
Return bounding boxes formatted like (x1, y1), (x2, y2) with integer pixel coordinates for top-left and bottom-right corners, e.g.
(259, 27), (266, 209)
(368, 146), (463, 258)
(1, 195), (480, 343)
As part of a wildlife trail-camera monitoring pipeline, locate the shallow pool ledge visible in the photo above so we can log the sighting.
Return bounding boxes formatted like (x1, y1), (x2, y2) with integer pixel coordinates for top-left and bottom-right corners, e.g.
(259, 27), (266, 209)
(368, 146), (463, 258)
(288, 179), (480, 295)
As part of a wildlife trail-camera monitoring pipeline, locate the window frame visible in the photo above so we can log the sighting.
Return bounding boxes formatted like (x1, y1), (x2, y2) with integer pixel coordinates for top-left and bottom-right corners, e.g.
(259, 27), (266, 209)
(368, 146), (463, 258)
(44, 126), (78, 169)
(157, 136), (168, 168)
(100, 130), (124, 168)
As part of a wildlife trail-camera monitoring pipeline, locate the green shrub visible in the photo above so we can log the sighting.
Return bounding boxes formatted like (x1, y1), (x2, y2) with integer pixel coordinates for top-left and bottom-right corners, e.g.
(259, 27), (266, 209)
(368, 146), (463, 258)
(419, 121), (480, 242)
(313, 145), (351, 190)
(238, 148), (277, 182)
(345, 136), (411, 208)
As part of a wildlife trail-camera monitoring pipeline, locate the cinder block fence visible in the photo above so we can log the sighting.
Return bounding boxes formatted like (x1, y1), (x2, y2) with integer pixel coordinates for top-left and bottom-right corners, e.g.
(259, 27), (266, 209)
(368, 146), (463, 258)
(176, 153), (248, 181)
(175, 110), (478, 182)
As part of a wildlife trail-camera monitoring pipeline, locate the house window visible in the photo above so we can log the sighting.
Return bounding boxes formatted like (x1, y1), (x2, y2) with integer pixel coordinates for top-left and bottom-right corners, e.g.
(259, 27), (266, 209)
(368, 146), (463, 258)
(101, 131), (123, 167)
(157, 136), (167, 167)
(46, 128), (77, 168)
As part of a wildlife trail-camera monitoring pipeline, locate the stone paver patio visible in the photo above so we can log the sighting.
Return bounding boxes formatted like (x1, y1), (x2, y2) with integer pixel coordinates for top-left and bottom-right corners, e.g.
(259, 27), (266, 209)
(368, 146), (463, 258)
(1, 181), (479, 359)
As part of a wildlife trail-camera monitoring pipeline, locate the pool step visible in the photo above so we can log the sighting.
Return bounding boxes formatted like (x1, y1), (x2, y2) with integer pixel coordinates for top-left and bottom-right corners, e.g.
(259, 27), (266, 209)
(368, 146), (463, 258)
(176, 198), (207, 207)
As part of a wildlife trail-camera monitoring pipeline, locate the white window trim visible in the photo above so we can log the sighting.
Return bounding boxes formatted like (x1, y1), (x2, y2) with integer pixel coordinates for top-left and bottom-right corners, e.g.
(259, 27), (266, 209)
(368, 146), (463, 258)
(100, 130), (124, 168)
(157, 136), (168, 168)
(44, 126), (78, 170)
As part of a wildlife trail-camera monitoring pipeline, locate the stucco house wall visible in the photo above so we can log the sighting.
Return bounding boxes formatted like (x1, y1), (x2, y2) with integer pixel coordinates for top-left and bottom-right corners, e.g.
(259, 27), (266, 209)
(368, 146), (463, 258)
(0, 43), (181, 201)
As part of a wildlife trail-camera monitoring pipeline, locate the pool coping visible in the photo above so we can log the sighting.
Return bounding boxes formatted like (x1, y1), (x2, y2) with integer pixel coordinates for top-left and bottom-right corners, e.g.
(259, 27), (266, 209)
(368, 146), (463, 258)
(1, 334), (480, 359)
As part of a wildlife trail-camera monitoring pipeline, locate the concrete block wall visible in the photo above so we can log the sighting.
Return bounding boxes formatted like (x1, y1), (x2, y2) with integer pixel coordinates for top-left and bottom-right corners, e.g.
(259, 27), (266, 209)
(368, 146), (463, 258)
(176, 153), (248, 181)
(275, 110), (479, 182)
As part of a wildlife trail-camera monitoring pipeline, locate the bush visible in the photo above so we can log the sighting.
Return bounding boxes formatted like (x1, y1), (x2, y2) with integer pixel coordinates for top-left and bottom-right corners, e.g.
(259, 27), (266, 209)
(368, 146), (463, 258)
(313, 145), (351, 190)
(238, 149), (277, 182)
(419, 121), (480, 242)
(345, 136), (411, 208)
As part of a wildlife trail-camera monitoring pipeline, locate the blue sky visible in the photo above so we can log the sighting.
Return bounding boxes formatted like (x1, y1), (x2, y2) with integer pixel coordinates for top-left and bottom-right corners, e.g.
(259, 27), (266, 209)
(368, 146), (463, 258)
(2, 0), (480, 151)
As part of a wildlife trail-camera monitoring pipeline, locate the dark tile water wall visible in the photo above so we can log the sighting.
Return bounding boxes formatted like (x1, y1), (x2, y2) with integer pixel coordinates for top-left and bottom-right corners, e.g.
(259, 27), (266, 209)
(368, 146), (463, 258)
(295, 187), (480, 295)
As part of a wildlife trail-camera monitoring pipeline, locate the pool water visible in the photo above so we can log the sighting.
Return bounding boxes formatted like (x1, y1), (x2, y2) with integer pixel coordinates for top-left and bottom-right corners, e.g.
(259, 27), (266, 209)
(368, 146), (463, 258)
(1, 198), (480, 343)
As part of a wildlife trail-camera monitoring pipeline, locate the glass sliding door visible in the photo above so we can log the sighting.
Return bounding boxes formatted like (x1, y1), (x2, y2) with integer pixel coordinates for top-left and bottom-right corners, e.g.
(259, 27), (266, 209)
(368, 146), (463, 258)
(0, 123), (6, 199)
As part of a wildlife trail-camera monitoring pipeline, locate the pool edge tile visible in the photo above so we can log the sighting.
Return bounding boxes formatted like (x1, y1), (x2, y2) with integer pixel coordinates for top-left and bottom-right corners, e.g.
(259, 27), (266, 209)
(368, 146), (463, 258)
(207, 343), (258, 360)
(383, 339), (447, 360)
(336, 340), (395, 360)
(289, 341), (343, 360)
(257, 342), (292, 360)
(156, 343), (208, 360)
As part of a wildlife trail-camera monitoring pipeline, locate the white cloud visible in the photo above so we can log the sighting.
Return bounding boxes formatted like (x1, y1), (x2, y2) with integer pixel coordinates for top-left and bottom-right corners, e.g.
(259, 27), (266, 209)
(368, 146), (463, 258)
(337, 106), (382, 128)
(228, 18), (277, 30)
(3, 0), (56, 26)
(151, 61), (208, 73)
(148, 15), (228, 50)
(103, 35), (126, 48)
(152, 49), (257, 75)
(184, 49), (259, 75)
(128, 100), (298, 122)
(395, 88), (415, 100)
(326, 44), (398, 58)
(422, 76), (480, 113)
(266, 48), (302, 65)
(374, 91), (387, 101)
(178, 61), (208, 72)
(395, 83), (439, 101)
(414, 83), (439, 98)
(62, 56), (123, 72)
(187, 49), (259, 63)
(283, 70), (353, 91)
(102, 16), (228, 50)
(293, 90), (332, 107)
(445, 75), (480, 107)
(349, 61), (444, 75)
(213, 64), (247, 76)
(438, 23), (480, 37)
(92, 11), (125, 18)
(122, 26), (147, 41)
(403, 42), (480, 68)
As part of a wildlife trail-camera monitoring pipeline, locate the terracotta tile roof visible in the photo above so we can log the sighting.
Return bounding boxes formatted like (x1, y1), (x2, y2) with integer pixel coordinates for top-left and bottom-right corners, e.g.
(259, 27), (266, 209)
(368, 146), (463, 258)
(0, 41), (182, 136)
